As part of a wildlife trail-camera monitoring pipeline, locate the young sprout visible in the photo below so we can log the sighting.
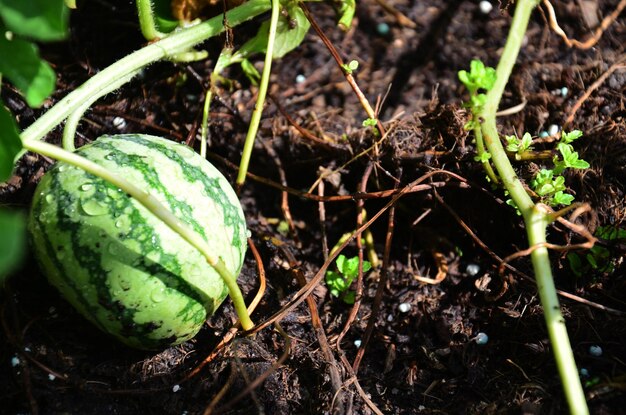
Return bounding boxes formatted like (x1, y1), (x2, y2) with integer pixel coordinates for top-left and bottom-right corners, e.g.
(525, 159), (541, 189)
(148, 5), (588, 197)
(505, 132), (533, 154)
(342, 59), (359, 74)
(325, 254), (372, 304)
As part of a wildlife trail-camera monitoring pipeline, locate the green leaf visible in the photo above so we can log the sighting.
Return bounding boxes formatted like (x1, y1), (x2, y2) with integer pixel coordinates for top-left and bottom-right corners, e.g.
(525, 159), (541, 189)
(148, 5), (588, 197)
(557, 143), (589, 170)
(458, 70), (471, 90)
(551, 191), (574, 206)
(240, 59), (261, 85)
(595, 226), (626, 240)
(560, 129), (583, 144)
(520, 132), (533, 152)
(0, 208), (26, 281)
(274, 6), (310, 58)
(567, 252), (585, 277)
(461, 59), (497, 92)
(235, 6), (311, 61)
(0, 102), (22, 181)
(151, 0), (179, 33)
(474, 151), (492, 163)
(342, 290), (355, 304)
(336, 0), (356, 30)
(0, 0), (69, 41)
(0, 36), (56, 107)
(362, 118), (377, 127)
(505, 135), (520, 152)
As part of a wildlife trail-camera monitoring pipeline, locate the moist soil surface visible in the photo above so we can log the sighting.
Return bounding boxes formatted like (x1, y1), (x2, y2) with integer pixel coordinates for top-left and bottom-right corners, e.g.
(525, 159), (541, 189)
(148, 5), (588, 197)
(2, 1), (626, 414)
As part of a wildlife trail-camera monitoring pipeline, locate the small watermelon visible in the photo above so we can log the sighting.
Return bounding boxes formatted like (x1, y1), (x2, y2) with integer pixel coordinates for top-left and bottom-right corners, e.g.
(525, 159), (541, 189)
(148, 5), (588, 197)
(28, 134), (247, 349)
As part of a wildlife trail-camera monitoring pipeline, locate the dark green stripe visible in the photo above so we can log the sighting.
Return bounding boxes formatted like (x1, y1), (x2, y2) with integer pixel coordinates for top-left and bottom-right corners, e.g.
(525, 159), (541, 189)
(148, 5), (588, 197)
(40, 162), (208, 348)
(99, 135), (246, 251)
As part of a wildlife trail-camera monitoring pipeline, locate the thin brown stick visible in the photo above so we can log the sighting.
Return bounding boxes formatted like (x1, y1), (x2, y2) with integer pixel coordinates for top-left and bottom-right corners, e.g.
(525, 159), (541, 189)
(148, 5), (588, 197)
(542, 0), (626, 50)
(269, 93), (345, 150)
(209, 150), (467, 201)
(318, 180), (330, 260)
(373, 0), (417, 28)
(272, 239), (347, 413)
(261, 139), (299, 243)
(300, 2), (386, 138)
(335, 162), (374, 353)
(180, 237), (266, 383)
(434, 192), (626, 316)
(563, 54), (626, 128)
(214, 323), (292, 413)
(203, 364), (238, 415)
(352, 169), (399, 373)
(246, 171), (460, 335)
(337, 353), (385, 415)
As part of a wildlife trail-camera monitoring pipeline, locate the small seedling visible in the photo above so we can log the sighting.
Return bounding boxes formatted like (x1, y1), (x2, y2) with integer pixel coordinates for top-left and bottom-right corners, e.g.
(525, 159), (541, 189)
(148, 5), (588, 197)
(505, 132), (533, 154)
(530, 169), (574, 207)
(567, 225), (626, 277)
(341, 59), (359, 74)
(458, 59), (496, 130)
(458, 59), (498, 182)
(325, 254), (372, 304)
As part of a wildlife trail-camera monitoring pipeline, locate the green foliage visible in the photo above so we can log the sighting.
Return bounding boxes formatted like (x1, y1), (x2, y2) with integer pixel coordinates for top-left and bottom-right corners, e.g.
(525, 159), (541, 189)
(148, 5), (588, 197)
(0, 208), (26, 281)
(362, 118), (377, 127)
(553, 142), (589, 174)
(530, 168), (574, 207)
(342, 59), (359, 74)
(0, 35), (56, 107)
(336, 0), (356, 30)
(0, 0), (68, 180)
(518, 130), (589, 208)
(458, 59), (496, 130)
(214, 3), (310, 84)
(0, 0), (68, 41)
(506, 132), (533, 153)
(567, 226), (625, 277)
(474, 151), (492, 163)
(0, 104), (21, 181)
(325, 254), (371, 304)
(458, 59), (497, 94)
(560, 129), (584, 144)
(150, 0), (179, 33)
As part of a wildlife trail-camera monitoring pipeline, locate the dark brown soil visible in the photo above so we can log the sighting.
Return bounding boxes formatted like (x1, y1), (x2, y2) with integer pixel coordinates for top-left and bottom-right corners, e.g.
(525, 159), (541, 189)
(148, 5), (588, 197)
(2, 1), (626, 414)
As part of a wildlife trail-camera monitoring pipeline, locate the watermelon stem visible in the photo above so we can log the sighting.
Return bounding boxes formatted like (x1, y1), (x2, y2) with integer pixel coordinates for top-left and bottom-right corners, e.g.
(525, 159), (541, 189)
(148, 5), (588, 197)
(22, 139), (255, 331)
(235, 0), (280, 188)
(20, 0), (272, 145)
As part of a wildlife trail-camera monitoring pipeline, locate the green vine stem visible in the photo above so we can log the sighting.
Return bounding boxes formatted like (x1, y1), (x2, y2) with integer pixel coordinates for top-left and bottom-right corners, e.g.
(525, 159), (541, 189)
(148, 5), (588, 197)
(22, 138), (254, 330)
(21, 0), (272, 144)
(473, 124), (499, 183)
(479, 0), (588, 413)
(136, 0), (166, 40)
(235, 0), (280, 187)
(62, 68), (143, 152)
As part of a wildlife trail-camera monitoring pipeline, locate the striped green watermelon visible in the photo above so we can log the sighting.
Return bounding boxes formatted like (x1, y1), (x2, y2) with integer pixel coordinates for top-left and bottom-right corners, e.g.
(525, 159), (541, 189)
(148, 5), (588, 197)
(28, 134), (247, 349)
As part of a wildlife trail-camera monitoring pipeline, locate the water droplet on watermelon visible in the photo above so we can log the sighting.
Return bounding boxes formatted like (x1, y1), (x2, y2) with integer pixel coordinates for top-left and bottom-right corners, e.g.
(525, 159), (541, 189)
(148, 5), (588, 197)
(115, 216), (131, 229)
(80, 183), (93, 191)
(45, 194), (55, 204)
(81, 199), (109, 216)
(151, 287), (166, 303)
